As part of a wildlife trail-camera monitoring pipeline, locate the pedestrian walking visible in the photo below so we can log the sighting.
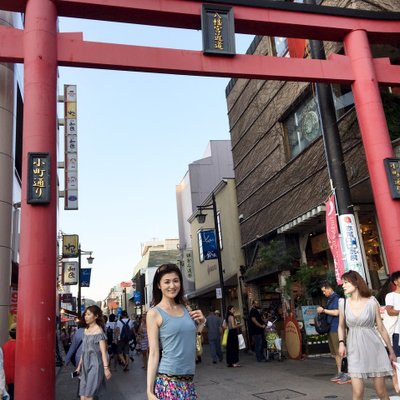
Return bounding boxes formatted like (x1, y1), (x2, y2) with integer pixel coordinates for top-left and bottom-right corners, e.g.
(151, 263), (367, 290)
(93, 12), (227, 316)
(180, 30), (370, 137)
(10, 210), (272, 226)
(115, 310), (135, 371)
(75, 305), (111, 400)
(316, 281), (351, 384)
(248, 300), (266, 362)
(105, 313), (119, 370)
(137, 313), (149, 370)
(225, 305), (242, 368)
(65, 317), (85, 368)
(385, 271), (400, 357)
(146, 263), (206, 400)
(205, 307), (223, 364)
(338, 270), (395, 400)
(2, 324), (16, 400)
(0, 347), (10, 400)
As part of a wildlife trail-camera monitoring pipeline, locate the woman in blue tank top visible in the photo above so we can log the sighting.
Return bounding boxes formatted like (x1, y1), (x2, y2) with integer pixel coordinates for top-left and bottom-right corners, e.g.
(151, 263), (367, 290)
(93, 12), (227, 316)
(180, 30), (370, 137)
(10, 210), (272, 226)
(147, 263), (206, 400)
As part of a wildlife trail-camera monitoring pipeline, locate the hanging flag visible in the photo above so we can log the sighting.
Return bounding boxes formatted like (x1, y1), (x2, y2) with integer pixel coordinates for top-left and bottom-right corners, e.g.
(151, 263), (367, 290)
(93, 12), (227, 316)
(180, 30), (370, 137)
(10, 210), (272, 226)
(325, 195), (345, 284)
(200, 229), (218, 260)
(287, 38), (307, 58)
(80, 268), (92, 287)
(338, 214), (366, 280)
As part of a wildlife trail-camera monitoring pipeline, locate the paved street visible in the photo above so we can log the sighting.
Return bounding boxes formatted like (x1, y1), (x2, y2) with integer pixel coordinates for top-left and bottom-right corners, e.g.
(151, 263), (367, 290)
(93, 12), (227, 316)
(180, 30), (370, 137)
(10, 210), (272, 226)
(56, 346), (400, 399)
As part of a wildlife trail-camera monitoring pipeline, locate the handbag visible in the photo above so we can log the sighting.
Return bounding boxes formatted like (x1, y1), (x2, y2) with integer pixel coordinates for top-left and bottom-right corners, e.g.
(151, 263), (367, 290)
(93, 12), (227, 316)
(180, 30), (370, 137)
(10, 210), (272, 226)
(222, 328), (228, 347)
(238, 333), (246, 350)
(196, 333), (203, 357)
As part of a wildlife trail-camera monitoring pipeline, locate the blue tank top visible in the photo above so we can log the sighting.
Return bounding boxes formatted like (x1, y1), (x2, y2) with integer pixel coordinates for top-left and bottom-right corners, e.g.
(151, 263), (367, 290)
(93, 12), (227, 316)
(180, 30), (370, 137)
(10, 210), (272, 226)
(156, 305), (196, 375)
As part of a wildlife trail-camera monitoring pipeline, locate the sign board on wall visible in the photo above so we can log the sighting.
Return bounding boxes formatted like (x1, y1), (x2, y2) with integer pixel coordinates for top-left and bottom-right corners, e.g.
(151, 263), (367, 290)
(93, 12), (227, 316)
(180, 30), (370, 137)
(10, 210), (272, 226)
(27, 152), (51, 204)
(183, 250), (195, 282)
(63, 261), (78, 285)
(64, 84), (79, 210)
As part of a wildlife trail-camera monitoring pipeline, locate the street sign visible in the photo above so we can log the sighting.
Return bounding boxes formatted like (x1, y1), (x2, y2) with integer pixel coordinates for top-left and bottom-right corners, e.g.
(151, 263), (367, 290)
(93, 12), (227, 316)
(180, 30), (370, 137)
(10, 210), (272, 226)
(216, 288), (222, 299)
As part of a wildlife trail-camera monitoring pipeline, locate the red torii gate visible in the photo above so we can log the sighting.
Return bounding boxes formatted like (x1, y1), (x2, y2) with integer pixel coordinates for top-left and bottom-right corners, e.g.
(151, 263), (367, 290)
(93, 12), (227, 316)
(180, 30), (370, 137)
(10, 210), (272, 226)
(0, 0), (399, 398)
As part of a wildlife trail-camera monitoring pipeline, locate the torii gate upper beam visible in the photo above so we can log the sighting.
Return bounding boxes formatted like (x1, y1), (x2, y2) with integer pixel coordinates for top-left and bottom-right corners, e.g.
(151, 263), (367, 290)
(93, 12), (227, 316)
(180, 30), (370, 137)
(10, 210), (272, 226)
(2, 0), (400, 43)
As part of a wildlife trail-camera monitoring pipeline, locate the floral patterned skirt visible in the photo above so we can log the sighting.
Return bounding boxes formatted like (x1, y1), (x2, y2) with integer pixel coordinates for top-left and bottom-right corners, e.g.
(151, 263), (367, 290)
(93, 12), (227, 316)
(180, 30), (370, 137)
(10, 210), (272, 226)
(154, 373), (198, 399)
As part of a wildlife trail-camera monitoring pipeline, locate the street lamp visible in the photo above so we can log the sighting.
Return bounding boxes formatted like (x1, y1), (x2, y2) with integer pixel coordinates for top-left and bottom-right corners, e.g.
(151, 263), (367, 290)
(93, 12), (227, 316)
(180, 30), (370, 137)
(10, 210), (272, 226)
(78, 244), (94, 317)
(196, 192), (226, 317)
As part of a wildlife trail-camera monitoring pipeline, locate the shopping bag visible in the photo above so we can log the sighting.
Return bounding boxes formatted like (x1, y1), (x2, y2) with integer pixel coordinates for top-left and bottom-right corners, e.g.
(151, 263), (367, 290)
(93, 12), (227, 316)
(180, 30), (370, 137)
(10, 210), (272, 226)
(222, 328), (228, 348)
(196, 333), (203, 357)
(238, 333), (246, 350)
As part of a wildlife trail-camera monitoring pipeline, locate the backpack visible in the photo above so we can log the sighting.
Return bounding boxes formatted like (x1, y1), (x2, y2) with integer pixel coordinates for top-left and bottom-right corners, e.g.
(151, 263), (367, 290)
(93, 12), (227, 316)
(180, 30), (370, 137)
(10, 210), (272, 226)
(106, 325), (114, 345)
(314, 313), (330, 334)
(120, 319), (134, 342)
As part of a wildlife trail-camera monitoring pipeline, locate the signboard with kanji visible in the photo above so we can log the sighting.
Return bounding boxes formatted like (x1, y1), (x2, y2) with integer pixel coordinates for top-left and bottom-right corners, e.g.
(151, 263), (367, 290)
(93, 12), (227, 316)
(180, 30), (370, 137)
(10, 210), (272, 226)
(62, 234), (79, 258)
(63, 261), (78, 285)
(201, 5), (235, 56)
(27, 152), (50, 204)
(384, 158), (400, 199)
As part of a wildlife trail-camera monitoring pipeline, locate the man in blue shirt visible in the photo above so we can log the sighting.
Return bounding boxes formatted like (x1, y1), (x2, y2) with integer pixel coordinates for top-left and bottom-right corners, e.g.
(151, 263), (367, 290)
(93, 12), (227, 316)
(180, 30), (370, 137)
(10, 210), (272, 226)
(317, 281), (350, 384)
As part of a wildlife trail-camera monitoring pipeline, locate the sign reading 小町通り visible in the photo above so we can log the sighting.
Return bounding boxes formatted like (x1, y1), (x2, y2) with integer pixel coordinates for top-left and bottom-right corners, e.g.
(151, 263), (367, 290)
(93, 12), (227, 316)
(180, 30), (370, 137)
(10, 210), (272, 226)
(63, 261), (78, 285)
(64, 84), (79, 210)
(201, 5), (235, 56)
(338, 214), (366, 280)
(27, 153), (50, 204)
(62, 234), (79, 258)
(384, 158), (400, 199)
(183, 250), (195, 282)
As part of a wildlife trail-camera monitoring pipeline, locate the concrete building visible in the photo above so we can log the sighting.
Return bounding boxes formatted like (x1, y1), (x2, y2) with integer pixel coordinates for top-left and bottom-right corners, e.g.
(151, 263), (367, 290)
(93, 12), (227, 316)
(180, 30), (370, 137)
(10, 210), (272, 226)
(0, 11), (24, 345)
(132, 239), (180, 312)
(176, 140), (234, 293)
(225, 0), (400, 319)
(187, 178), (246, 319)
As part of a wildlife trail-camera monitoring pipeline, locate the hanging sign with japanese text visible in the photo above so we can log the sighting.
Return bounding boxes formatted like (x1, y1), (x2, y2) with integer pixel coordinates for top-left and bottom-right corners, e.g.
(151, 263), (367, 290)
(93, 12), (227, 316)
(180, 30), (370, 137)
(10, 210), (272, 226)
(338, 214), (366, 279)
(201, 5), (235, 56)
(200, 229), (218, 260)
(64, 84), (79, 210)
(62, 234), (79, 258)
(384, 158), (400, 199)
(27, 153), (50, 204)
(80, 268), (92, 287)
(63, 261), (78, 285)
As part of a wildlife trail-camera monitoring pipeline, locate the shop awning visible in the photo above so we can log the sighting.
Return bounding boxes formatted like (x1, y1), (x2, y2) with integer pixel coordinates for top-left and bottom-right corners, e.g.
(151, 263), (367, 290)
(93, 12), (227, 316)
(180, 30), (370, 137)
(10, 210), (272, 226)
(186, 273), (237, 300)
(277, 205), (326, 234)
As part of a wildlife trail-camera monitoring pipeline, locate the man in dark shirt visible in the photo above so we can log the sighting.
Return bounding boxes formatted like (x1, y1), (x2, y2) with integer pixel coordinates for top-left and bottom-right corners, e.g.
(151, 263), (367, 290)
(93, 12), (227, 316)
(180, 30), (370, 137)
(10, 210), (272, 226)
(205, 307), (223, 364)
(249, 300), (266, 362)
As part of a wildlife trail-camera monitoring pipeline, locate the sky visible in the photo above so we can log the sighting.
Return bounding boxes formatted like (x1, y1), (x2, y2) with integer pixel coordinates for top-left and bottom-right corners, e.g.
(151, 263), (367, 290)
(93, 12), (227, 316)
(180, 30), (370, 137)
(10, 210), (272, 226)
(57, 17), (253, 302)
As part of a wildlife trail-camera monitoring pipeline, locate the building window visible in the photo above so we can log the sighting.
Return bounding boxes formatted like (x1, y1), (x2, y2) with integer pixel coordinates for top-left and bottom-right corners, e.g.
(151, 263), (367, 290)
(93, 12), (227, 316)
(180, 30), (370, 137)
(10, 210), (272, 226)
(273, 37), (289, 57)
(284, 93), (321, 159)
(332, 84), (354, 119)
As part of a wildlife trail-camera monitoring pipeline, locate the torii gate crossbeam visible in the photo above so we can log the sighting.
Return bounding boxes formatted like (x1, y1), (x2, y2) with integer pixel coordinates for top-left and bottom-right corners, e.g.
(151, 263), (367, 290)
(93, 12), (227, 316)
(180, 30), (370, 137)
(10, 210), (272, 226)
(0, 0), (399, 398)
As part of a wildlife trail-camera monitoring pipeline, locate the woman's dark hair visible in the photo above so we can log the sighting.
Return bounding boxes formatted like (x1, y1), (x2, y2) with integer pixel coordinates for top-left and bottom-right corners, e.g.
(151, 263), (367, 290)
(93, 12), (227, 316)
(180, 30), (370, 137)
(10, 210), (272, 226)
(84, 305), (105, 329)
(108, 313), (116, 322)
(390, 271), (400, 283)
(151, 263), (185, 306)
(341, 270), (371, 298)
(225, 305), (234, 322)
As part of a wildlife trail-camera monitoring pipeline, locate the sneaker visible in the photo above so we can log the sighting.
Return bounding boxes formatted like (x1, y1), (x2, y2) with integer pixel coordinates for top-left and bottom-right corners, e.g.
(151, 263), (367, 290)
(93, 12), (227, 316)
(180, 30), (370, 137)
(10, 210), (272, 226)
(330, 373), (344, 382)
(337, 375), (352, 384)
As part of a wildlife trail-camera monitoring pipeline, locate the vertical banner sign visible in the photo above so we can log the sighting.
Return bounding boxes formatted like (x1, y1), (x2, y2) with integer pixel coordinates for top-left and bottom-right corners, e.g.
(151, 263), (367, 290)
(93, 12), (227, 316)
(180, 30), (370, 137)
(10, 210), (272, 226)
(384, 158), (400, 199)
(64, 84), (79, 210)
(27, 153), (50, 204)
(63, 261), (78, 285)
(62, 234), (79, 258)
(325, 195), (345, 284)
(80, 268), (92, 287)
(200, 229), (218, 260)
(183, 250), (195, 282)
(201, 5), (235, 56)
(338, 214), (366, 279)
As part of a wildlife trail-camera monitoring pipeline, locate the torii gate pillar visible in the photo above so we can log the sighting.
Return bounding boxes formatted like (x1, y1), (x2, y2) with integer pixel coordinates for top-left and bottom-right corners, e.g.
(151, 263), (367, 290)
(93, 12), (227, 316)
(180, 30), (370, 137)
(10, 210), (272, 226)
(15, 0), (58, 399)
(344, 30), (400, 276)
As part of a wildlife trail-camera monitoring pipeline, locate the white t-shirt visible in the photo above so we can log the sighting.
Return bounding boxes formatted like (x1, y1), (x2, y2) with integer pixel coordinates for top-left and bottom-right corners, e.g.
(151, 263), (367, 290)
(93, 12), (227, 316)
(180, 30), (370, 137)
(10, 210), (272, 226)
(115, 318), (134, 341)
(385, 291), (400, 334)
